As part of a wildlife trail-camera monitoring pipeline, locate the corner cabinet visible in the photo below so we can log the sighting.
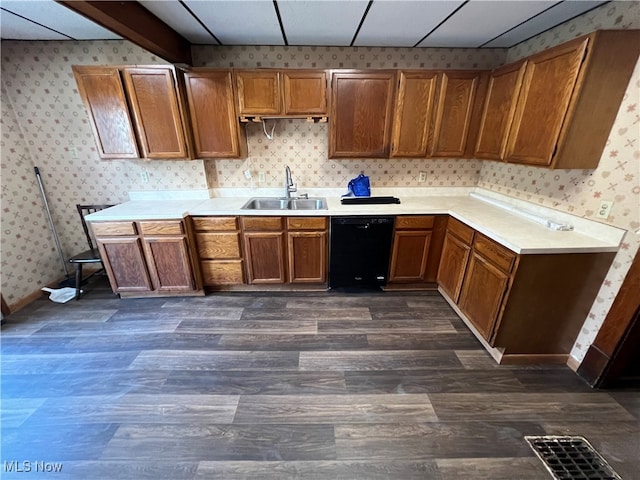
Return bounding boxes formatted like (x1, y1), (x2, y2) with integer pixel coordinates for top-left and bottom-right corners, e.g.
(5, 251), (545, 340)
(503, 30), (640, 168)
(182, 69), (246, 158)
(92, 219), (202, 297)
(437, 216), (615, 363)
(329, 70), (395, 158)
(73, 65), (192, 159)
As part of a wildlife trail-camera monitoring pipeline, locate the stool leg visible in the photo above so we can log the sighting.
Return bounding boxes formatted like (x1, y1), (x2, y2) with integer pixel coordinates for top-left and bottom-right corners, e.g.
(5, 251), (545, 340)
(75, 264), (83, 300)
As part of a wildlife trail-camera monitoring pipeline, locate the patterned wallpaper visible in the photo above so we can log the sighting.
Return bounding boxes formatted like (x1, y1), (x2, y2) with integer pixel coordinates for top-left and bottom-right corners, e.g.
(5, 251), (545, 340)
(476, 0), (640, 363)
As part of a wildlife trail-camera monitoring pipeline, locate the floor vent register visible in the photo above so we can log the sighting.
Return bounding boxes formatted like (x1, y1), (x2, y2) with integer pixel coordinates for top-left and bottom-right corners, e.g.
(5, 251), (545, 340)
(525, 435), (622, 480)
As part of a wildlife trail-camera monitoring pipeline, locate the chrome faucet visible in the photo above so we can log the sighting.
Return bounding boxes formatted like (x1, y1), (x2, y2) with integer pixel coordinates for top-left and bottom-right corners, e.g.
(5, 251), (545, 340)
(284, 165), (297, 198)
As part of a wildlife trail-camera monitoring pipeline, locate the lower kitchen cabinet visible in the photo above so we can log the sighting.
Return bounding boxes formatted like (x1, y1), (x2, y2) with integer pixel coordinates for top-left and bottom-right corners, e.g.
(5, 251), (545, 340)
(388, 215), (445, 285)
(437, 216), (615, 363)
(241, 216), (328, 285)
(436, 217), (474, 300)
(286, 217), (327, 283)
(192, 216), (245, 286)
(242, 217), (286, 284)
(92, 219), (201, 297)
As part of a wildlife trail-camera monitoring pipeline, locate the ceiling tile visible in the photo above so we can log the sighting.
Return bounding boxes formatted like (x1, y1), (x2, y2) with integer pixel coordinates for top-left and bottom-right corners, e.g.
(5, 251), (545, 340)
(1, 0), (120, 40)
(483, 0), (608, 47)
(184, 0), (284, 45)
(418, 0), (559, 48)
(355, 0), (465, 47)
(278, 0), (368, 46)
(140, 0), (218, 44)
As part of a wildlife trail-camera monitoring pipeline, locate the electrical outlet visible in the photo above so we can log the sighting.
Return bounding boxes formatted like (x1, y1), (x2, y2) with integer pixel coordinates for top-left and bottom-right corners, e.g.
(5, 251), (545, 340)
(140, 170), (149, 184)
(596, 200), (613, 219)
(258, 172), (266, 183)
(244, 169), (252, 180)
(418, 172), (427, 183)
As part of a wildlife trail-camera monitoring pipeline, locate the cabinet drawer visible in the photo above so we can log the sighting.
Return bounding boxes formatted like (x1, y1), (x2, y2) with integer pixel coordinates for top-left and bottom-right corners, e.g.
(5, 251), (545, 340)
(474, 234), (516, 273)
(242, 216), (283, 231)
(91, 221), (136, 236)
(196, 232), (241, 259)
(139, 220), (184, 235)
(192, 217), (238, 231)
(447, 217), (474, 245)
(395, 215), (435, 230)
(201, 260), (245, 285)
(286, 217), (327, 230)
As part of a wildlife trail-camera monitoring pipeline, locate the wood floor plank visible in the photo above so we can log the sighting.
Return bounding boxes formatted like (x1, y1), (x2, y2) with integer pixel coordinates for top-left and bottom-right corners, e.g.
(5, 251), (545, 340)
(1, 351), (139, 374)
(162, 371), (347, 395)
(129, 350), (300, 371)
(195, 459), (441, 479)
(216, 333), (369, 350)
(175, 319), (317, 335)
(285, 297), (410, 308)
(435, 457), (548, 480)
(101, 424), (336, 461)
(233, 394), (437, 424)
(241, 308), (372, 320)
(29, 319), (182, 336)
(334, 422), (546, 460)
(299, 350), (462, 371)
(35, 461), (199, 480)
(161, 295), (259, 308)
(369, 308), (458, 320)
(317, 319), (456, 334)
(108, 307), (244, 321)
(1, 370), (169, 398)
(429, 392), (637, 422)
(0, 398), (46, 428)
(367, 333), (481, 350)
(344, 370), (525, 394)
(23, 394), (239, 425)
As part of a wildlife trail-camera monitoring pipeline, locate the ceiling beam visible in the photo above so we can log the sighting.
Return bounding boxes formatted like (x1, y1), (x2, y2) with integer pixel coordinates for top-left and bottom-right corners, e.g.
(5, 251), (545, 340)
(56, 1), (192, 65)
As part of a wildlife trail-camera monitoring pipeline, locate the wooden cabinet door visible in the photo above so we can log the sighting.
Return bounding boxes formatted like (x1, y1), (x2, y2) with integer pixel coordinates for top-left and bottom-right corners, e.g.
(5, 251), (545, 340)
(183, 69), (245, 158)
(431, 71), (480, 157)
(389, 231), (432, 282)
(329, 71), (395, 158)
(505, 37), (588, 166)
(143, 236), (195, 291)
(287, 231), (327, 283)
(437, 231), (471, 302)
(243, 232), (286, 283)
(283, 70), (327, 115)
(97, 237), (152, 293)
(72, 66), (139, 159)
(122, 67), (189, 159)
(390, 71), (438, 157)
(475, 62), (525, 160)
(236, 70), (281, 115)
(458, 252), (510, 341)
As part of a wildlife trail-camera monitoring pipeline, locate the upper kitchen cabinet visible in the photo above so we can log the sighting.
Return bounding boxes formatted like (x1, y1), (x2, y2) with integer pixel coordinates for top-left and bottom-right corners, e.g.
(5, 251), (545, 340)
(122, 67), (191, 159)
(73, 65), (192, 160)
(329, 70), (396, 158)
(182, 69), (247, 159)
(474, 62), (526, 161)
(430, 71), (485, 158)
(505, 30), (640, 169)
(390, 71), (438, 158)
(72, 66), (139, 159)
(235, 69), (328, 117)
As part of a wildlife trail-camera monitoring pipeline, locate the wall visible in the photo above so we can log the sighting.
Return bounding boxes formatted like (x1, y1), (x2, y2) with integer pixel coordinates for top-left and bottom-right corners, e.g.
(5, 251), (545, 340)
(0, 40), (209, 306)
(477, 0), (640, 363)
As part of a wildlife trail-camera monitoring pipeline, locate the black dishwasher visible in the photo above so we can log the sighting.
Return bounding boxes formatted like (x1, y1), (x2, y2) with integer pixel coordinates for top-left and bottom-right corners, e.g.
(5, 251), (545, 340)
(329, 216), (395, 289)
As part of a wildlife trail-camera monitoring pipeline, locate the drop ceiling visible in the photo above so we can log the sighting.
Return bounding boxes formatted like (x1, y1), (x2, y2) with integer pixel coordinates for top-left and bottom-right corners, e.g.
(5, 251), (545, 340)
(1, 0), (608, 49)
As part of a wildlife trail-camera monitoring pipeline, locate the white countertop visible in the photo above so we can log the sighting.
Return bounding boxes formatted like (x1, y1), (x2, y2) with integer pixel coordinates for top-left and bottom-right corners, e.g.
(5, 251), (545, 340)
(86, 190), (625, 255)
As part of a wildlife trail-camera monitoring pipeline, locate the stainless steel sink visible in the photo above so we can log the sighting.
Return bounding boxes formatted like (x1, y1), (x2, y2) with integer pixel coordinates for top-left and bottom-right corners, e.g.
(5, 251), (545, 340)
(241, 197), (327, 210)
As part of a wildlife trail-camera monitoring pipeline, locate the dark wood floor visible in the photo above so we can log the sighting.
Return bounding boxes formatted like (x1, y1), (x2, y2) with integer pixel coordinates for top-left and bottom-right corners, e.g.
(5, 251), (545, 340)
(2, 277), (639, 479)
